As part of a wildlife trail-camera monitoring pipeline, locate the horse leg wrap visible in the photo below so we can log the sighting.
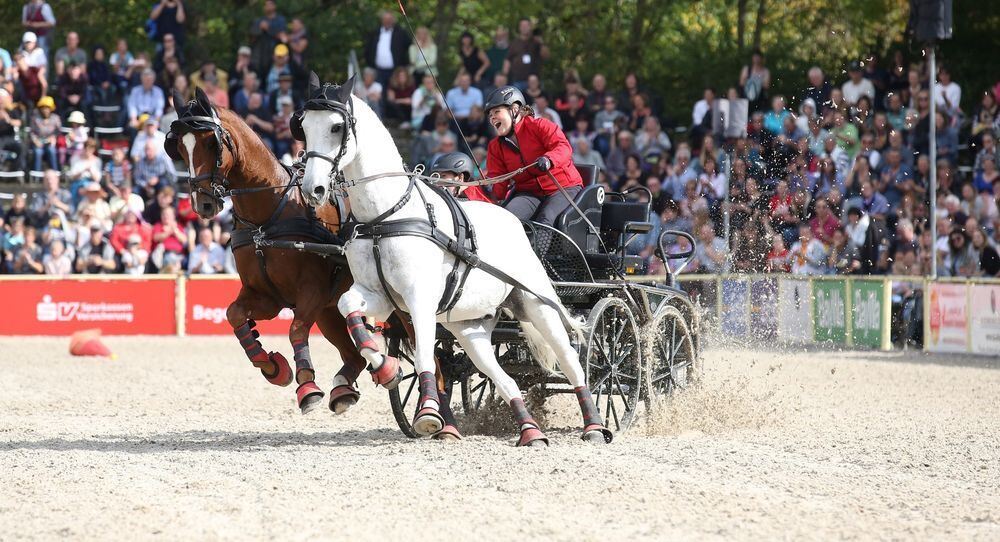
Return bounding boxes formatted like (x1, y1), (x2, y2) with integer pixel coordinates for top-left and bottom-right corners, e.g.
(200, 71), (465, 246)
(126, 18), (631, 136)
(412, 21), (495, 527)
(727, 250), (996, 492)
(575, 386), (614, 443)
(292, 340), (313, 384)
(511, 397), (548, 447)
(235, 321), (292, 387)
(412, 371), (444, 437)
(345, 311), (401, 389)
(433, 387), (462, 441)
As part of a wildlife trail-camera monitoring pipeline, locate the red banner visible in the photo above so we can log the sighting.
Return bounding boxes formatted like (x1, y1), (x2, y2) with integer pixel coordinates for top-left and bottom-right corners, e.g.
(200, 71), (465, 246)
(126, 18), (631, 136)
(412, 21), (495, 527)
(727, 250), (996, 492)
(0, 278), (176, 335)
(184, 278), (319, 336)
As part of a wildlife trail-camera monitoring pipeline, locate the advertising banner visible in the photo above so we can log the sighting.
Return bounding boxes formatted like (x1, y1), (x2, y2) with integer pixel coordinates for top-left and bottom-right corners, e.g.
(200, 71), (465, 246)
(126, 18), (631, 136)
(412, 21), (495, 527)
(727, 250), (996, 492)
(851, 280), (886, 349)
(185, 278), (319, 336)
(813, 279), (848, 344)
(926, 283), (968, 353)
(750, 278), (778, 340)
(0, 278), (175, 335)
(720, 279), (749, 337)
(969, 284), (1000, 355)
(778, 279), (813, 342)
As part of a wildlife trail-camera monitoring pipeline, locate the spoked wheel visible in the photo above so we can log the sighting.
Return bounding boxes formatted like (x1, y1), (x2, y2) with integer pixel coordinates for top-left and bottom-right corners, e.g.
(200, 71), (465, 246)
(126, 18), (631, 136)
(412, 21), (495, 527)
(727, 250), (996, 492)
(386, 336), (420, 438)
(460, 369), (497, 414)
(387, 337), (464, 438)
(582, 296), (643, 432)
(644, 305), (697, 399)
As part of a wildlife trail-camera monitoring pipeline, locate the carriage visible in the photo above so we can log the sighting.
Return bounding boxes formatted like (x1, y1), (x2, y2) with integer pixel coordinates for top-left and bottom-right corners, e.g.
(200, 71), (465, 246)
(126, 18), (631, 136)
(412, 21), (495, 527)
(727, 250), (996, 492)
(381, 164), (701, 435)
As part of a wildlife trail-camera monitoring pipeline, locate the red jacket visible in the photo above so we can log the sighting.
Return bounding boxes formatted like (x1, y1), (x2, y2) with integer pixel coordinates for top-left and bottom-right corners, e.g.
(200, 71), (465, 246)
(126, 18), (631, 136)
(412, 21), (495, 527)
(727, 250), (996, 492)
(487, 115), (583, 199)
(461, 185), (494, 203)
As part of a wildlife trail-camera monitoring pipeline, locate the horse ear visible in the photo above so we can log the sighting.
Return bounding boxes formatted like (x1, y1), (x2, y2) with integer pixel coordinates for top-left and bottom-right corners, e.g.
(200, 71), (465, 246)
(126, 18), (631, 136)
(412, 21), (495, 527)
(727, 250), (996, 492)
(195, 86), (212, 109)
(309, 71), (321, 94)
(339, 75), (356, 103)
(171, 90), (186, 111)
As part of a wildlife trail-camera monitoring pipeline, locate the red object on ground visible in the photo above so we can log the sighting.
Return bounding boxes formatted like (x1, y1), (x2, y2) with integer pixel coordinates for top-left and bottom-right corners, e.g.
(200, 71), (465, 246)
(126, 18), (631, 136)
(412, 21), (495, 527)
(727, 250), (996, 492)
(69, 329), (114, 358)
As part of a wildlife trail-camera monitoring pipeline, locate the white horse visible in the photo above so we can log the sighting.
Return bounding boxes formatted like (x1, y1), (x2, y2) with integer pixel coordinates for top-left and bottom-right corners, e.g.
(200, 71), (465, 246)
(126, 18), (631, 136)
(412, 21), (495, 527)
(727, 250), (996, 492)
(296, 74), (611, 446)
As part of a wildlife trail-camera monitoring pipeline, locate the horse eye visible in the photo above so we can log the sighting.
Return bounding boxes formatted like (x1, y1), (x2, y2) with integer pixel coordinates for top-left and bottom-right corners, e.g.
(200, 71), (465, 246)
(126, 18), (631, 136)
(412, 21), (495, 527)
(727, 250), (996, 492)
(331, 124), (343, 134)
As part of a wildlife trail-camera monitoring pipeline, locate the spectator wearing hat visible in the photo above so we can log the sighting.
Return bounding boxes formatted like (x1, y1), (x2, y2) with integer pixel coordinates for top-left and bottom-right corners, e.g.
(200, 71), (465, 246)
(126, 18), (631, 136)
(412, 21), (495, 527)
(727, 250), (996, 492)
(265, 44), (292, 95)
(272, 96), (295, 158)
(842, 61), (875, 107)
(134, 139), (176, 200)
(228, 46), (254, 99)
(64, 110), (88, 162)
(150, 0), (187, 47)
(365, 10), (411, 89)
(130, 115), (167, 162)
(30, 96), (60, 172)
(249, 0), (287, 74)
(22, 1), (56, 53)
(54, 31), (86, 78)
(121, 232), (149, 275)
(127, 69), (165, 129)
(75, 181), (112, 231)
(75, 224), (117, 274)
(19, 32), (47, 70)
(268, 72), (300, 115)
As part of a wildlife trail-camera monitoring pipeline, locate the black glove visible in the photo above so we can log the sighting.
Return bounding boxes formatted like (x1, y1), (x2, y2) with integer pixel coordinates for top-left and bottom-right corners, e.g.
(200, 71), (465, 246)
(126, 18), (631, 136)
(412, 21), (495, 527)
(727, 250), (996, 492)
(534, 156), (552, 172)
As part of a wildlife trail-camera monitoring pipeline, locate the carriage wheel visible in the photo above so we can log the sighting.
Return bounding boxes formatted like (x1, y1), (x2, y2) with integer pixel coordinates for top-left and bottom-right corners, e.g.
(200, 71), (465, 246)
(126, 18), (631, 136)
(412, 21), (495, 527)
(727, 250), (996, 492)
(387, 337), (463, 438)
(386, 336), (420, 438)
(644, 305), (697, 399)
(460, 369), (497, 414)
(582, 296), (643, 432)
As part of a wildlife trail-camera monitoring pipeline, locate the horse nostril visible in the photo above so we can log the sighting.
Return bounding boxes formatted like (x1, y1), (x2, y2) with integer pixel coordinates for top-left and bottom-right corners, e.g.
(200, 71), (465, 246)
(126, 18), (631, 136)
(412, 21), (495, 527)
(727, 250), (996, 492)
(312, 185), (326, 199)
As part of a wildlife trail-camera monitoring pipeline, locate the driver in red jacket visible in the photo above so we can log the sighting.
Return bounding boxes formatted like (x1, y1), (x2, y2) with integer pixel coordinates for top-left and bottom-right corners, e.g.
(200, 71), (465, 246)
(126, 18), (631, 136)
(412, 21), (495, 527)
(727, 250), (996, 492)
(484, 86), (583, 225)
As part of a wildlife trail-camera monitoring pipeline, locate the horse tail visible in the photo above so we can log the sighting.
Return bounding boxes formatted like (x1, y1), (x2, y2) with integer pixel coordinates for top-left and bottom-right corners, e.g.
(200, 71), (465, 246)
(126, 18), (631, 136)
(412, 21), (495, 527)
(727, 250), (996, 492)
(521, 294), (585, 376)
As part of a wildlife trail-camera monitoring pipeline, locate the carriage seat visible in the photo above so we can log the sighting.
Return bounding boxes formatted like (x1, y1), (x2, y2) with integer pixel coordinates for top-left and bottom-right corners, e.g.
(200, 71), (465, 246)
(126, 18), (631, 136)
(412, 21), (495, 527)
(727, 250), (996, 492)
(585, 199), (653, 276)
(554, 184), (603, 254)
(575, 163), (598, 186)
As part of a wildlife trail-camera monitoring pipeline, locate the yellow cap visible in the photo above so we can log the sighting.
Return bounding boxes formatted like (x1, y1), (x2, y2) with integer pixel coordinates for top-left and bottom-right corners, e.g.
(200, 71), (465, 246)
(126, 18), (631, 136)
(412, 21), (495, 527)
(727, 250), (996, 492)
(274, 43), (289, 56)
(36, 95), (55, 110)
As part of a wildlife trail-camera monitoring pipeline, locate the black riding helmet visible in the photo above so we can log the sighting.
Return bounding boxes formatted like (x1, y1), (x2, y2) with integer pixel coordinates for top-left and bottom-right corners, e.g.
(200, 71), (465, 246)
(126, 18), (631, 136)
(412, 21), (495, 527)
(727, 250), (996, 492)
(483, 85), (526, 116)
(430, 151), (475, 180)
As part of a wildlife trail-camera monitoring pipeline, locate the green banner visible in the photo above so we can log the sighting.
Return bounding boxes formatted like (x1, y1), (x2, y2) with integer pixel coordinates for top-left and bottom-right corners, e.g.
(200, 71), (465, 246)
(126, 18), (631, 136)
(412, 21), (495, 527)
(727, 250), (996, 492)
(851, 280), (885, 348)
(813, 279), (848, 343)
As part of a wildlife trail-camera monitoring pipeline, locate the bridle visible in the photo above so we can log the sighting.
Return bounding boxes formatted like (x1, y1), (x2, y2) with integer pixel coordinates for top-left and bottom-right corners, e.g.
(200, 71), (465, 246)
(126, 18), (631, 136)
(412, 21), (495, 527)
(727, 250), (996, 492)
(166, 111), (238, 211)
(292, 83), (358, 188)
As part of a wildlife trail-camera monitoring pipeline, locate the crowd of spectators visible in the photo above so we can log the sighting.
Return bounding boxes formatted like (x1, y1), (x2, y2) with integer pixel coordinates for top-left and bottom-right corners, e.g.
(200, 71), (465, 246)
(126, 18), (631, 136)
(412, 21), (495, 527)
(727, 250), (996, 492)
(1, 2), (998, 280)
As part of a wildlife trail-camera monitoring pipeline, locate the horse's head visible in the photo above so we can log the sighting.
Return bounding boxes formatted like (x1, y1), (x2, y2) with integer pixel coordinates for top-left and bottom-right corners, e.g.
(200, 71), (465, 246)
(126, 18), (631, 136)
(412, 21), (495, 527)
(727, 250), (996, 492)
(296, 72), (358, 207)
(166, 87), (237, 219)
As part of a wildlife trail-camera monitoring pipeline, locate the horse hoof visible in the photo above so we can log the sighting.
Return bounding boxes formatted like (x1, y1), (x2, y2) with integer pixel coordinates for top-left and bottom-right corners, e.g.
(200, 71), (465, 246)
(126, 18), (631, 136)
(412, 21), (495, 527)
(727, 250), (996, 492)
(263, 352), (293, 387)
(433, 424), (462, 441)
(328, 384), (360, 415)
(296, 382), (325, 415)
(412, 407), (444, 437)
(369, 356), (402, 390)
(582, 425), (614, 444)
(516, 426), (549, 448)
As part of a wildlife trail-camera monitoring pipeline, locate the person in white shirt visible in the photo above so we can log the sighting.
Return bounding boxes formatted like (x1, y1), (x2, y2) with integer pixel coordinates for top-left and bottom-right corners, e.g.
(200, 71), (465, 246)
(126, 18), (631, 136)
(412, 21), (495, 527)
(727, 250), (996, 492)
(692, 87), (714, 126)
(933, 65), (961, 117)
(20, 32), (47, 69)
(841, 61), (874, 106)
(410, 73), (443, 131)
(790, 224), (828, 275)
(187, 228), (225, 274)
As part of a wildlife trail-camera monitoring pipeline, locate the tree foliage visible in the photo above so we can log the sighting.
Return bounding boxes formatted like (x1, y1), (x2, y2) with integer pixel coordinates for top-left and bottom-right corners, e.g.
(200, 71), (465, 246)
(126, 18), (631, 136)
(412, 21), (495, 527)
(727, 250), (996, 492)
(1, 0), (995, 121)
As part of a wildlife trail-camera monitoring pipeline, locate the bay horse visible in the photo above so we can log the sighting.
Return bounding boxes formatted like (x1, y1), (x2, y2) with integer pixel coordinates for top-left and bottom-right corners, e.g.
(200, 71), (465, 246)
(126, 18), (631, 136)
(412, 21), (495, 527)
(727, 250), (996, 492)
(164, 88), (368, 416)
(295, 74), (612, 446)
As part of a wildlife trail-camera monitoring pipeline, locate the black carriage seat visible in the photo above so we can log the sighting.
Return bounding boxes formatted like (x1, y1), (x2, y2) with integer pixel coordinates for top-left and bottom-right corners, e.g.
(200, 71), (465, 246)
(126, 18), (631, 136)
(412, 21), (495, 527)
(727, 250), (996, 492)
(554, 184), (603, 254)
(586, 198), (654, 277)
(575, 163), (598, 186)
